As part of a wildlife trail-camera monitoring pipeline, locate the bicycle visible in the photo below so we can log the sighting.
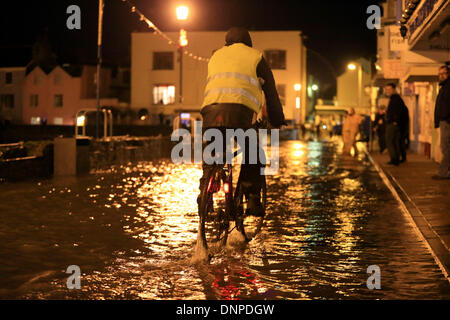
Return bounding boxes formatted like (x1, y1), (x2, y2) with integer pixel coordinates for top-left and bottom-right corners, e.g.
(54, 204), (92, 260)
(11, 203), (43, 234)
(197, 120), (268, 254)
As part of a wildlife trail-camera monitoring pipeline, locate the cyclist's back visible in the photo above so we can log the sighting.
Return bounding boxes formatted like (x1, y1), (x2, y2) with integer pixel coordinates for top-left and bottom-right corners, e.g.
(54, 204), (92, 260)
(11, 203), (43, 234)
(201, 27), (285, 130)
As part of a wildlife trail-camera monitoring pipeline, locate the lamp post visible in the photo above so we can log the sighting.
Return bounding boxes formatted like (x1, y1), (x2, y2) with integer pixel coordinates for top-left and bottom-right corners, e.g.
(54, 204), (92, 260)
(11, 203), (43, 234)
(176, 5), (189, 104)
(95, 0), (104, 139)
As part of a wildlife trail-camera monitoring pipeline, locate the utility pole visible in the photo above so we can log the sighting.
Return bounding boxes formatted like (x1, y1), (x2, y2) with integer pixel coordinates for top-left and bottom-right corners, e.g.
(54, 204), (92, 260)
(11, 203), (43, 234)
(96, 0), (104, 139)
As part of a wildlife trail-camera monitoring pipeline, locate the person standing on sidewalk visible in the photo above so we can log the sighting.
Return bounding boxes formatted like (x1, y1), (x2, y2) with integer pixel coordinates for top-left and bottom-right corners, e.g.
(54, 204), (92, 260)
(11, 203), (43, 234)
(432, 65), (450, 180)
(399, 101), (410, 163)
(373, 106), (386, 154)
(385, 83), (404, 166)
(342, 108), (362, 155)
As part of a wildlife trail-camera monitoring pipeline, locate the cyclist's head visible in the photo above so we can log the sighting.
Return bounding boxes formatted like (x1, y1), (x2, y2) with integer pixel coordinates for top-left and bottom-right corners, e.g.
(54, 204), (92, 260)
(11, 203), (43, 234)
(225, 27), (252, 47)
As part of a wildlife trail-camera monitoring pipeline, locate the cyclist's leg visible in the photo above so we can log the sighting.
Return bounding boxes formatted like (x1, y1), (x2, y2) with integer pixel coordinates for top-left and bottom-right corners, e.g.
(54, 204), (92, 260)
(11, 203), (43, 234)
(238, 135), (265, 216)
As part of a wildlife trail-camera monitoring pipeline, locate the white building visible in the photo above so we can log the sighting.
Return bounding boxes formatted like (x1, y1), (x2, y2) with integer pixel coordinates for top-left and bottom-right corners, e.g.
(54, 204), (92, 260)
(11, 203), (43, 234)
(336, 58), (373, 115)
(131, 30), (307, 126)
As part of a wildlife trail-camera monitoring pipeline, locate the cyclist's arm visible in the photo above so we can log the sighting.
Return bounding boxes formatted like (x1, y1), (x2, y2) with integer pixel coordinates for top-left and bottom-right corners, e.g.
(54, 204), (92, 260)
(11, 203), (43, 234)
(257, 57), (287, 128)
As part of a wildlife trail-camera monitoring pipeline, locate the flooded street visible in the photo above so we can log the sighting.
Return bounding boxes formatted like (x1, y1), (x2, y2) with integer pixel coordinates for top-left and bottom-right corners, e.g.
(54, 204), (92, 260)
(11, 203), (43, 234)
(0, 140), (449, 299)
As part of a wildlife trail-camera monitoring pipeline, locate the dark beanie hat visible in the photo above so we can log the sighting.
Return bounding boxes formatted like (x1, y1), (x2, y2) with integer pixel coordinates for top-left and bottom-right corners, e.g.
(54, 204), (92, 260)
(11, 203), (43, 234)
(225, 27), (252, 47)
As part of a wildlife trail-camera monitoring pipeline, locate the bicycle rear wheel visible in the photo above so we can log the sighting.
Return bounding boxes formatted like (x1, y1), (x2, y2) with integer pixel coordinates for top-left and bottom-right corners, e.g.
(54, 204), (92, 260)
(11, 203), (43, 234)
(198, 166), (230, 250)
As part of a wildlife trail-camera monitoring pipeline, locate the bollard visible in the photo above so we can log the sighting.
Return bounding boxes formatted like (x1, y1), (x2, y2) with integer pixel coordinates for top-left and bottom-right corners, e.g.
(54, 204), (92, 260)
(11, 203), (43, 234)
(53, 137), (91, 176)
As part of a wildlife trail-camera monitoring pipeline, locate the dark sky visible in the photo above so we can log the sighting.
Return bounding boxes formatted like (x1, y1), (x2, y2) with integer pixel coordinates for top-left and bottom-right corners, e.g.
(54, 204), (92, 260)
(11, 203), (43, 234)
(0, 0), (379, 99)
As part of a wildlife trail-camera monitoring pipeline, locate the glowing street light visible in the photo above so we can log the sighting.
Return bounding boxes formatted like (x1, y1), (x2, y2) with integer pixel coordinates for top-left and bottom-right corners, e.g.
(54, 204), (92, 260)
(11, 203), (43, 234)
(176, 5), (189, 20)
(311, 84), (319, 91)
(176, 5), (189, 104)
(294, 83), (301, 91)
(347, 63), (356, 70)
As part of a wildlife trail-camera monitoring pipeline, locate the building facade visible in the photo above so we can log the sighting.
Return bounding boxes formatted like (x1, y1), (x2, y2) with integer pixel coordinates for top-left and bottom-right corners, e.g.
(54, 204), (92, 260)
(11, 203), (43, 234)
(336, 58), (373, 115)
(131, 31), (307, 126)
(22, 65), (119, 125)
(0, 67), (26, 124)
(375, 0), (449, 160)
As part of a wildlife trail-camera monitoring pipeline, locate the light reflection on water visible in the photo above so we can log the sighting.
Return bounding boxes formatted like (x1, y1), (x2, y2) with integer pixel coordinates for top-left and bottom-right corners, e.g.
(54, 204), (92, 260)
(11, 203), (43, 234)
(0, 141), (449, 299)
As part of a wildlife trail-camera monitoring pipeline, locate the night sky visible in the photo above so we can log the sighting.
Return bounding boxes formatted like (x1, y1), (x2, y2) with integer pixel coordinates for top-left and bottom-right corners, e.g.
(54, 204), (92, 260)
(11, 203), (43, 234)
(0, 0), (379, 99)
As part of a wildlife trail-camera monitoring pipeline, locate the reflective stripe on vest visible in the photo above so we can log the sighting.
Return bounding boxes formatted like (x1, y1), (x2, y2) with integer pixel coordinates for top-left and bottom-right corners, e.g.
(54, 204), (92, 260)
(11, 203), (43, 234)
(207, 72), (260, 88)
(204, 87), (261, 107)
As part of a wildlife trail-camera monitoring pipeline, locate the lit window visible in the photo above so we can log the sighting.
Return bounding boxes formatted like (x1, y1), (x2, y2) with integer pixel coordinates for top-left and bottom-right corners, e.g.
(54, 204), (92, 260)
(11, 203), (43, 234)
(30, 94), (39, 107)
(264, 50), (286, 70)
(153, 85), (175, 105)
(54, 94), (63, 107)
(5, 72), (12, 84)
(153, 52), (174, 70)
(31, 117), (41, 125)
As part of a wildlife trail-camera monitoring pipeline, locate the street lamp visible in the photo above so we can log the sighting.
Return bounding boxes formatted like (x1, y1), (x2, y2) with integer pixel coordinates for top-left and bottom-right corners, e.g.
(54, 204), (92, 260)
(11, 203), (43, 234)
(176, 5), (189, 104)
(311, 84), (319, 91)
(347, 63), (356, 71)
(176, 5), (189, 20)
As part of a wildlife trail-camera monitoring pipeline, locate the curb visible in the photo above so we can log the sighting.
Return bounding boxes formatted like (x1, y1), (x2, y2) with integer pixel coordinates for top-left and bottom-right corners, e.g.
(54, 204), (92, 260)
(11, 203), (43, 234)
(365, 150), (450, 284)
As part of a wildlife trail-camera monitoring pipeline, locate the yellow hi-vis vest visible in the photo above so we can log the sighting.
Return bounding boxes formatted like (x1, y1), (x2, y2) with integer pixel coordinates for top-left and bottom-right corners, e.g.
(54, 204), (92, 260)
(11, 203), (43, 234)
(202, 43), (263, 113)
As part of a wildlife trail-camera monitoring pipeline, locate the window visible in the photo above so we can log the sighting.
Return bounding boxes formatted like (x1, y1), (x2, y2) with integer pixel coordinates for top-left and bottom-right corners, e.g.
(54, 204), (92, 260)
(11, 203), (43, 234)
(264, 50), (286, 70)
(0, 94), (14, 108)
(30, 94), (39, 107)
(54, 117), (63, 125)
(153, 85), (175, 105)
(30, 117), (41, 125)
(54, 94), (63, 107)
(153, 52), (174, 70)
(5, 72), (12, 84)
(276, 84), (286, 106)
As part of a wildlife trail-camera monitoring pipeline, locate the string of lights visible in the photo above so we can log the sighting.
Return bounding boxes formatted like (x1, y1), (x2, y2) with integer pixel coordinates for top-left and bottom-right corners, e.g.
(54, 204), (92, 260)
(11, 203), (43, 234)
(121, 0), (210, 62)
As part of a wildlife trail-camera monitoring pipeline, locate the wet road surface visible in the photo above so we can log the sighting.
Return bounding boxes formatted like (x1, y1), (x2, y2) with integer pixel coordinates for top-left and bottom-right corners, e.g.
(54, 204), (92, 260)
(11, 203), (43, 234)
(0, 140), (449, 299)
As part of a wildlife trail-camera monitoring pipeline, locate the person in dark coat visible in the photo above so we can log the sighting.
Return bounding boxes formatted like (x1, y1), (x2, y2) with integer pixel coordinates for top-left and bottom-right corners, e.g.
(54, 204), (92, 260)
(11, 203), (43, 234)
(432, 65), (450, 179)
(399, 101), (410, 163)
(384, 83), (405, 166)
(373, 106), (386, 153)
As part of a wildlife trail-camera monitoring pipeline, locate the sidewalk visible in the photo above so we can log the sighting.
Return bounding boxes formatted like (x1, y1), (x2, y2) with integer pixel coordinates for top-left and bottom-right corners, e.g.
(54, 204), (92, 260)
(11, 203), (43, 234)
(368, 150), (450, 281)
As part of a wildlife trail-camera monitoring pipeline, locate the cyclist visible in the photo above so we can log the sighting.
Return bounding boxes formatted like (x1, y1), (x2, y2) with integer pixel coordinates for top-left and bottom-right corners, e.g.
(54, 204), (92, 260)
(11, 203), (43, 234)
(199, 27), (286, 216)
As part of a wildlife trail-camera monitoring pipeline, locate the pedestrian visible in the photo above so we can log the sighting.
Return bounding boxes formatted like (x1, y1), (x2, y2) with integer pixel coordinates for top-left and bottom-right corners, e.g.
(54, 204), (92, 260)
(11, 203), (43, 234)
(384, 83), (405, 166)
(373, 106), (386, 153)
(432, 64), (450, 180)
(300, 123), (306, 139)
(342, 108), (362, 155)
(399, 100), (410, 163)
